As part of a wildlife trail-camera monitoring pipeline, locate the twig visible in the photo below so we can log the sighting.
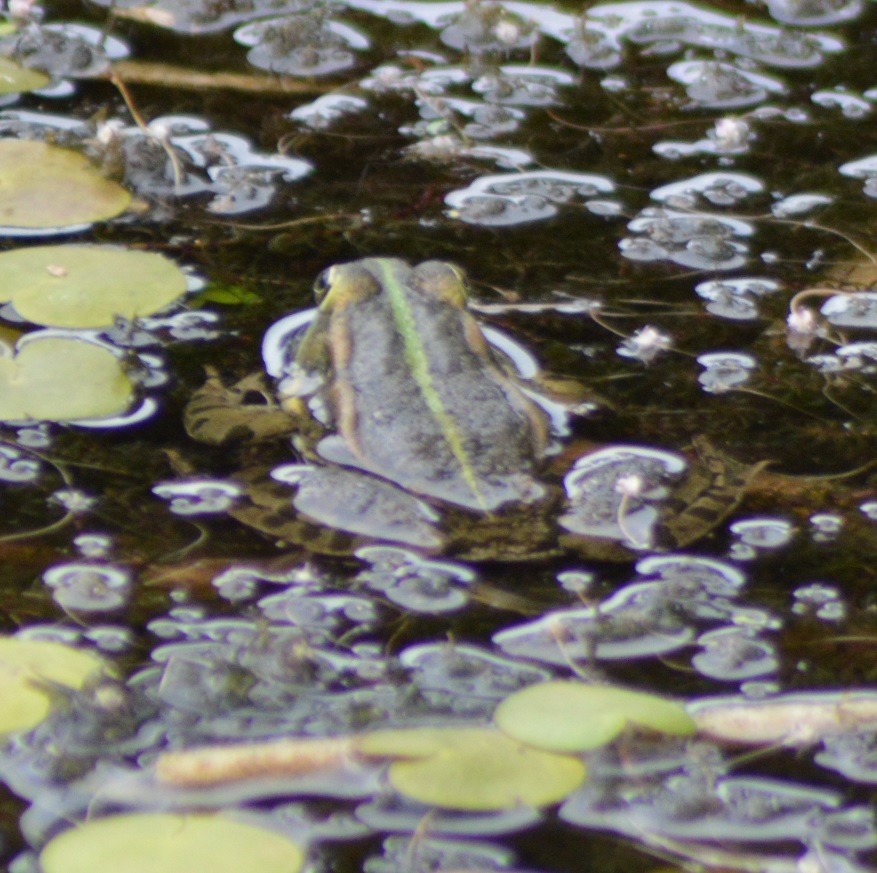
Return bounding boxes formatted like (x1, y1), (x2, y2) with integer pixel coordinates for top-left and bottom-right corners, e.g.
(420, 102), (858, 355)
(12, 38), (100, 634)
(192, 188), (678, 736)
(96, 60), (333, 96)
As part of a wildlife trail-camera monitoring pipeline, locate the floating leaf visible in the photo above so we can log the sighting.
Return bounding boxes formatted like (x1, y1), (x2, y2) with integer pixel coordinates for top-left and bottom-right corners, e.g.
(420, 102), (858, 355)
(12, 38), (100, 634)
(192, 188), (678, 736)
(0, 56), (50, 93)
(494, 681), (696, 752)
(0, 336), (133, 422)
(0, 636), (107, 735)
(0, 139), (131, 230)
(357, 726), (585, 811)
(0, 245), (187, 327)
(39, 813), (305, 873)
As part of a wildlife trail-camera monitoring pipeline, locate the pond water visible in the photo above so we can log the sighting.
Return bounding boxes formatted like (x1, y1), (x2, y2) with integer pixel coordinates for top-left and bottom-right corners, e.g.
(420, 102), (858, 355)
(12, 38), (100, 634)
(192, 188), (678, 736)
(2, 0), (877, 870)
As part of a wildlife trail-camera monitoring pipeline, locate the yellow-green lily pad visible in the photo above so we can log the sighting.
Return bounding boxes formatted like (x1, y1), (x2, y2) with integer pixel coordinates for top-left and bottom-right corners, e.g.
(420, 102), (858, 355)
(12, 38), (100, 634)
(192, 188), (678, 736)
(0, 336), (134, 422)
(0, 636), (107, 735)
(494, 681), (696, 752)
(0, 245), (188, 327)
(0, 56), (50, 94)
(0, 139), (131, 230)
(357, 726), (585, 811)
(39, 813), (305, 873)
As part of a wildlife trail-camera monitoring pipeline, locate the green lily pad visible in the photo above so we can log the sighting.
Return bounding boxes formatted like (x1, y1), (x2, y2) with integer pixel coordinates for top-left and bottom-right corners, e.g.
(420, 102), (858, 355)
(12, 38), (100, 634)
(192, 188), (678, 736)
(0, 636), (107, 735)
(0, 139), (131, 230)
(494, 681), (696, 752)
(0, 245), (188, 327)
(39, 813), (305, 873)
(0, 56), (50, 93)
(357, 726), (585, 811)
(0, 336), (134, 422)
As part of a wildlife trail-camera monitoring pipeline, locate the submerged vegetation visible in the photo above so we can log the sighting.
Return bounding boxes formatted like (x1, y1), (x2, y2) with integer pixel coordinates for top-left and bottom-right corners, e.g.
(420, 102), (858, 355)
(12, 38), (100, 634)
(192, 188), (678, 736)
(1, 0), (877, 870)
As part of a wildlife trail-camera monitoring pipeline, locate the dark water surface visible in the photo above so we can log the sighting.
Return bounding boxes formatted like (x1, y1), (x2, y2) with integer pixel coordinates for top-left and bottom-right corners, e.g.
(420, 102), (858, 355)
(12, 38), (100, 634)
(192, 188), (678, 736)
(3, 0), (877, 870)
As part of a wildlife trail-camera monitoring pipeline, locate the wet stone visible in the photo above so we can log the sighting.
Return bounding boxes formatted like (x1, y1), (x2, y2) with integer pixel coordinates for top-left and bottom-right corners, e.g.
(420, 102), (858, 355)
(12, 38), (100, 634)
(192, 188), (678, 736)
(87, 0), (318, 35)
(42, 561), (131, 613)
(560, 445), (688, 550)
(697, 351), (757, 393)
(439, 1), (537, 54)
(234, 14), (369, 76)
(667, 60), (785, 109)
(696, 278), (781, 320)
(0, 23), (128, 80)
(560, 772), (848, 844)
(152, 479), (243, 515)
(820, 292), (877, 328)
(354, 546), (476, 614)
(792, 583), (846, 621)
(766, 0), (864, 26)
(363, 834), (518, 873)
(622, 209), (751, 270)
(493, 581), (697, 664)
(565, 25), (621, 70)
(399, 643), (551, 700)
(817, 733), (877, 784)
(0, 443), (41, 482)
(692, 627), (779, 681)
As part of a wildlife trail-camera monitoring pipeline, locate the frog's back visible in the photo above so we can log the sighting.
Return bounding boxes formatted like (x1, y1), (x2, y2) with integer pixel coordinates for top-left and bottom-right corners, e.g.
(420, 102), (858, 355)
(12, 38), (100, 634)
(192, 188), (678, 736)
(320, 281), (547, 510)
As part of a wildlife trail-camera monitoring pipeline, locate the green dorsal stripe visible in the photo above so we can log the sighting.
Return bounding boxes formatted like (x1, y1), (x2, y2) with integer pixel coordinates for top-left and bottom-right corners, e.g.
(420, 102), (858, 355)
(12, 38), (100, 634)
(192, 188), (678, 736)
(373, 260), (488, 511)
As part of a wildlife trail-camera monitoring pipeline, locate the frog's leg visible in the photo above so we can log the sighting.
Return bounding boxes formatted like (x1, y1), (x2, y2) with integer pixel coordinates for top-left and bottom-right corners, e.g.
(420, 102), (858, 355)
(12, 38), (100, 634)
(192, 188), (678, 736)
(325, 308), (366, 460)
(459, 309), (550, 456)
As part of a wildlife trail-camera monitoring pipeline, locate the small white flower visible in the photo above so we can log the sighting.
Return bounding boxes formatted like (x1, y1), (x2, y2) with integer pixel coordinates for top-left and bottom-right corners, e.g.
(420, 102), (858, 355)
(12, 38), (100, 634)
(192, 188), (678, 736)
(147, 121), (171, 140)
(614, 473), (643, 498)
(617, 325), (672, 364)
(495, 19), (521, 45)
(52, 489), (97, 514)
(712, 116), (750, 150)
(96, 120), (124, 146)
(787, 306), (817, 334)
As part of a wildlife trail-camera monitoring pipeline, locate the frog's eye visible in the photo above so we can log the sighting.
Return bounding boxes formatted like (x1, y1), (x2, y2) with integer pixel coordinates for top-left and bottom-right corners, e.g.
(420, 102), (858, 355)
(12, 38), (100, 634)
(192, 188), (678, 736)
(414, 261), (469, 308)
(313, 267), (336, 304)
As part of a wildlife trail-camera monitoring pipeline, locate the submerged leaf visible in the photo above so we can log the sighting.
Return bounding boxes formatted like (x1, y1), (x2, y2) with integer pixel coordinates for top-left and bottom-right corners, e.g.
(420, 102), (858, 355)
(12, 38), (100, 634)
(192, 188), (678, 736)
(494, 681), (696, 752)
(0, 244), (187, 327)
(0, 336), (134, 422)
(0, 139), (131, 230)
(39, 813), (305, 873)
(0, 636), (106, 735)
(357, 726), (585, 810)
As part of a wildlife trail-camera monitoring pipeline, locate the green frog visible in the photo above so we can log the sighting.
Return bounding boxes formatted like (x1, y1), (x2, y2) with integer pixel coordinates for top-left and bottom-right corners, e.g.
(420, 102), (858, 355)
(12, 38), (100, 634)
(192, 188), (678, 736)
(184, 258), (762, 561)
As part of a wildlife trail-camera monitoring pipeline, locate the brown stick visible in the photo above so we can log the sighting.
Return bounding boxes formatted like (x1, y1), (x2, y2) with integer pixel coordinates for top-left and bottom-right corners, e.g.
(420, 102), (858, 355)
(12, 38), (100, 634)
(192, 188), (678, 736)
(156, 735), (355, 787)
(92, 60), (332, 96)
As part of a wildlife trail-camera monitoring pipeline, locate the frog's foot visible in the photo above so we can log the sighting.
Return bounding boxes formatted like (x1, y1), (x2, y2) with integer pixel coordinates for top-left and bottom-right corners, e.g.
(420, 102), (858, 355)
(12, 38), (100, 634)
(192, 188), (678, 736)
(184, 366), (296, 445)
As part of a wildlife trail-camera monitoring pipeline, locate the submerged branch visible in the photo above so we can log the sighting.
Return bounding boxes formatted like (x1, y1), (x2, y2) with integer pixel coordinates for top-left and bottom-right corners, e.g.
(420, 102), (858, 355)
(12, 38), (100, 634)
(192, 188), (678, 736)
(95, 61), (333, 96)
(156, 735), (356, 787)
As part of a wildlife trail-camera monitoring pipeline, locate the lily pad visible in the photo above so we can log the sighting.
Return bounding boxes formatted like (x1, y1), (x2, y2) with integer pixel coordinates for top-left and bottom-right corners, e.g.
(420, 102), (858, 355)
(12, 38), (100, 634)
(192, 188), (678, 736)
(0, 56), (50, 93)
(0, 139), (131, 230)
(494, 681), (696, 752)
(0, 336), (134, 422)
(357, 726), (585, 811)
(0, 636), (107, 735)
(0, 245), (188, 327)
(39, 813), (305, 873)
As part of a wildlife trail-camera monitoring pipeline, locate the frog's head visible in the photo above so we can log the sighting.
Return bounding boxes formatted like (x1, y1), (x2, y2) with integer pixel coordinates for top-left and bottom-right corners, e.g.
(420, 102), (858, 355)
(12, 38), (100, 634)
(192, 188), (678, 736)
(313, 260), (385, 311)
(313, 258), (470, 312)
(411, 260), (469, 309)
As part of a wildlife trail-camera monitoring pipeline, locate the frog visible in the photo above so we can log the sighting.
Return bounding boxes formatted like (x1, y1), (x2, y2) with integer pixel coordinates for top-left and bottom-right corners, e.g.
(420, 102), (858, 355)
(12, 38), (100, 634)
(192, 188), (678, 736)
(184, 257), (763, 561)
